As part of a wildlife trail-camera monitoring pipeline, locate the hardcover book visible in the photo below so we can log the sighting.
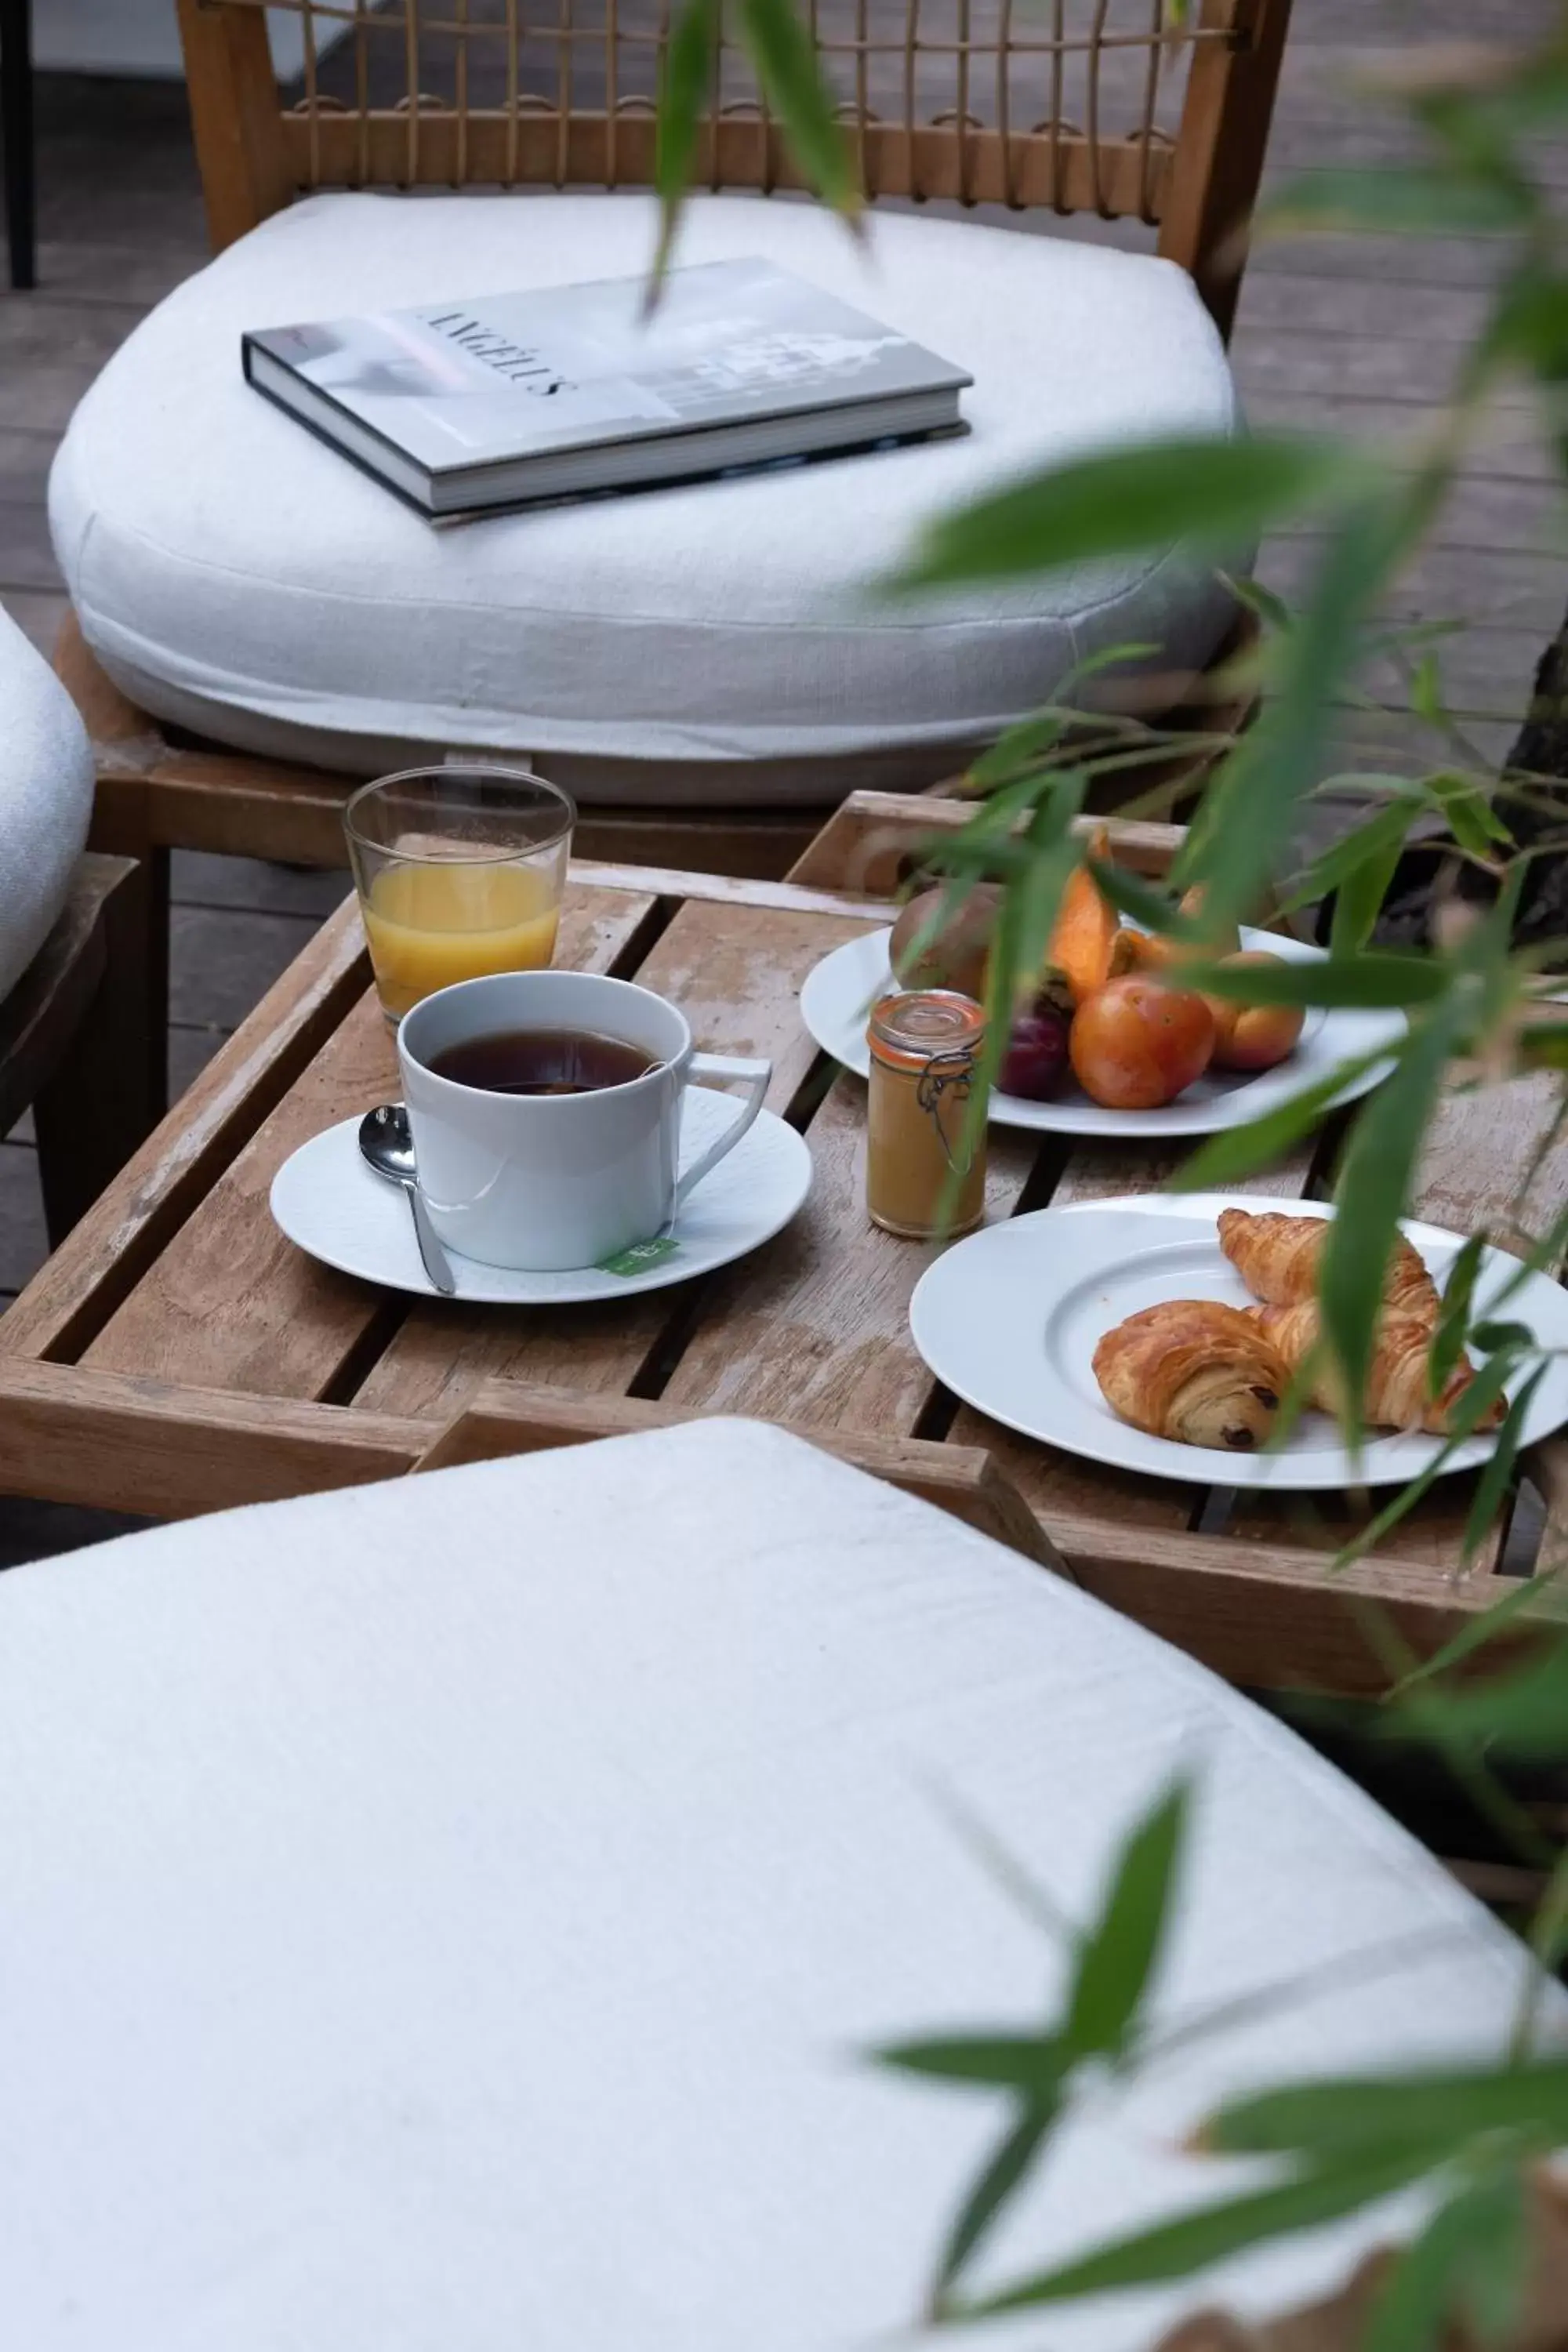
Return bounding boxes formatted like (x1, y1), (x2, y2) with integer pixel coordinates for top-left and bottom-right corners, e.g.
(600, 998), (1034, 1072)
(242, 256), (971, 519)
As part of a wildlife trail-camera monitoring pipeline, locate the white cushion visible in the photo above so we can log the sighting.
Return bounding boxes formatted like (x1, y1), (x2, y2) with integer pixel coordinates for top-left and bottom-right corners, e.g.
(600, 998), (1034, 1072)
(51, 191), (1242, 807)
(0, 605), (93, 1001)
(0, 1417), (1551, 2348)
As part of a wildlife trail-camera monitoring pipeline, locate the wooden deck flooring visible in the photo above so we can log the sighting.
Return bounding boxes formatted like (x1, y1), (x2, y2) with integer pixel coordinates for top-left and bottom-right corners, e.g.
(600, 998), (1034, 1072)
(0, 2), (1564, 1556)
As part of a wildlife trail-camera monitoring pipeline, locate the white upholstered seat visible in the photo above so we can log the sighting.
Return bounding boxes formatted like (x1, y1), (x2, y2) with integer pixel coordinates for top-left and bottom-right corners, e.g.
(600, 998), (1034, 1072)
(50, 191), (1243, 807)
(0, 604), (93, 1000)
(0, 1418), (1548, 2347)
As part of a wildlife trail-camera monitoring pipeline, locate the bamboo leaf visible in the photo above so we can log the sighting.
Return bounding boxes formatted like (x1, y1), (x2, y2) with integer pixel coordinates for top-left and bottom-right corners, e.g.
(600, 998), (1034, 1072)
(1279, 799), (1420, 918)
(1391, 1560), (1568, 1697)
(1207, 2061), (1568, 2161)
(1174, 952), (1446, 1010)
(651, 0), (719, 285)
(1328, 1343), (1518, 1572)
(1063, 1780), (1189, 2062)
(874, 2033), (1066, 2096)
(1083, 859), (1192, 941)
(1174, 497), (1428, 935)
(895, 436), (1369, 592)
(1174, 1044), (1395, 1192)
(1399, 1630), (1568, 1756)
(735, 0), (860, 216)
(1365, 2168), (1529, 2352)
(1320, 989), (1468, 1435)
(1471, 1319), (1538, 1354)
(1429, 1234), (1486, 1400)
(1261, 166), (1537, 238)
(952, 2146), (1436, 2318)
(1458, 1363), (1544, 1566)
(1332, 818), (1411, 956)
(931, 2095), (1064, 2299)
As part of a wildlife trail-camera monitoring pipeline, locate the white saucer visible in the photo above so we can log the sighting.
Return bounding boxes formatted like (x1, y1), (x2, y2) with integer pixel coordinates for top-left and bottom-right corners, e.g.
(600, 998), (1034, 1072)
(909, 1192), (1568, 1491)
(800, 927), (1405, 1139)
(270, 1087), (812, 1305)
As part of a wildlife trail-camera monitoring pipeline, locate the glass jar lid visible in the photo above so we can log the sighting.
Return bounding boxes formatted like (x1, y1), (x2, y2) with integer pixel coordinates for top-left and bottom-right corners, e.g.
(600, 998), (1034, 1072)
(869, 989), (987, 1071)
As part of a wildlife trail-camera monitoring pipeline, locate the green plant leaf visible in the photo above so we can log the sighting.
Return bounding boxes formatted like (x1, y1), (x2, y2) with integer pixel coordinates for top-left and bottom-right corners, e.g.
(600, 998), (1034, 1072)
(1332, 820), (1411, 956)
(931, 2094), (1065, 2300)
(874, 2034), (1066, 2096)
(1366, 2166), (1529, 2352)
(1207, 2060), (1568, 2161)
(1459, 1363), (1544, 1566)
(1261, 166), (1537, 238)
(1319, 987), (1468, 1434)
(1329, 1348), (1519, 1573)
(1425, 768), (1513, 855)
(1174, 953), (1448, 1010)
(952, 2145), (1436, 2318)
(1279, 799), (1419, 919)
(1429, 1234), (1486, 1400)
(1083, 859), (1191, 941)
(735, 0), (860, 217)
(651, 0), (719, 284)
(1174, 495), (1429, 935)
(1174, 1044), (1394, 1192)
(1391, 1560), (1568, 1697)
(1063, 1780), (1189, 2063)
(1471, 1319), (1538, 1354)
(1399, 1630), (1568, 1756)
(895, 436), (1369, 592)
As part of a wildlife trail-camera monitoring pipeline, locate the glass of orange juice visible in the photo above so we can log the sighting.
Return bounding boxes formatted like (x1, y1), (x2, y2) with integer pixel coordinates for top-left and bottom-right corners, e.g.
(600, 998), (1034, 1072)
(344, 765), (576, 1022)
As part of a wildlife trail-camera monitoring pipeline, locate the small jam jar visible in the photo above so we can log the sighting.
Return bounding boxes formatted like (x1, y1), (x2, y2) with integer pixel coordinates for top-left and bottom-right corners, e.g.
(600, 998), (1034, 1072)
(866, 989), (989, 1240)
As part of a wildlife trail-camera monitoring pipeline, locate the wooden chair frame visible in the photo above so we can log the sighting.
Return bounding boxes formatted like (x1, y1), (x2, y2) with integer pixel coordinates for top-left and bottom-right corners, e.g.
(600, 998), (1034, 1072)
(72, 0), (1290, 1111)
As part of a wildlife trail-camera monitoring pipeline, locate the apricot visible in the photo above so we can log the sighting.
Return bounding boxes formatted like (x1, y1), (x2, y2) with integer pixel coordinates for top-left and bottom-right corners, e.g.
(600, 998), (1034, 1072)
(1069, 975), (1215, 1110)
(1204, 951), (1305, 1073)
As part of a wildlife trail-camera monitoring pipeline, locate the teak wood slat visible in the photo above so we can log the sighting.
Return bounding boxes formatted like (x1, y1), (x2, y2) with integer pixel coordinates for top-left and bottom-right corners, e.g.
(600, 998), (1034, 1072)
(4, 793), (1555, 1700)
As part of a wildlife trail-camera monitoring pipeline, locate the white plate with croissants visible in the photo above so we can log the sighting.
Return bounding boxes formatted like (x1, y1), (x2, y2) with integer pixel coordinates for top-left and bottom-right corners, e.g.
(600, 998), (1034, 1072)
(909, 1196), (1568, 1490)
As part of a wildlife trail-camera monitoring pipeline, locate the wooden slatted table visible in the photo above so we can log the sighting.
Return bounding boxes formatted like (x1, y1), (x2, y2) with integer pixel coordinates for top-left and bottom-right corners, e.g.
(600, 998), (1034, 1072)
(4, 791), (1565, 1696)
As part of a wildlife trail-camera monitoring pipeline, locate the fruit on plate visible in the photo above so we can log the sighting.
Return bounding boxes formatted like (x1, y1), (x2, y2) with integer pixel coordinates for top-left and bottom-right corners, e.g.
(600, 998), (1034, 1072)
(1047, 833), (1122, 1004)
(890, 884), (1003, 999)
(1204, 951), (1305, 1072)
(999, 985), (1073, 1100)
(1069, 975), (1216, 1110)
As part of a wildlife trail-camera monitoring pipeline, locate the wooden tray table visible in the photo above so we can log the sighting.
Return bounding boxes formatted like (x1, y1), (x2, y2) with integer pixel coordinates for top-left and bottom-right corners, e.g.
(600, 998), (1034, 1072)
(3, 792), (1564, 1697)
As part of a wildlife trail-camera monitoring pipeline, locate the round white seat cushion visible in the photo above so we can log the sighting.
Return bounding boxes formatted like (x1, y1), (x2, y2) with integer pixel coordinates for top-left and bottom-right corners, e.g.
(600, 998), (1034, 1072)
(0, 1417), (1552, 2349)
(0, 604), (93, 1000)
(50, 191), (1243, 806)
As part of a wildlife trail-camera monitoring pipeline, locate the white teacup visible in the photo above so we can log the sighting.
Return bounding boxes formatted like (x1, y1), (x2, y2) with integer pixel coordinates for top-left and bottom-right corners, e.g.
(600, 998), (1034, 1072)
(397, 971), (771, 1271)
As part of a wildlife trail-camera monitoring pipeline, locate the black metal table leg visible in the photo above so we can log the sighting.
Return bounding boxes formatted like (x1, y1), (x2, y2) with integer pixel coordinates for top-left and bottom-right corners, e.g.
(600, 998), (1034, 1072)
(1, 0), (35, 292)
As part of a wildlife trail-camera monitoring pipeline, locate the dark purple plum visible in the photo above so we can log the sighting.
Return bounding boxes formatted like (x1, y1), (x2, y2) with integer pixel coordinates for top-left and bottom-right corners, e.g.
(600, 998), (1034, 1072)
(998, 995), (1073, 1100)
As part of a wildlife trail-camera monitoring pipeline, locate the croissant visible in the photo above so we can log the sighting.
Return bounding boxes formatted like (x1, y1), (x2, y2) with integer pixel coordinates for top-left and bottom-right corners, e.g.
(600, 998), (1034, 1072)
(1094, 1301), (1291, 1452)
(1218, 1208), (1439, 1323)
(1249, 1300), (1504, 1436)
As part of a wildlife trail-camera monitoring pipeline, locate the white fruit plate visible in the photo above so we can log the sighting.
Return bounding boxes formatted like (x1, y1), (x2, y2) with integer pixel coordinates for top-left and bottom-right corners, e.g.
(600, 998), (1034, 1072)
(800, 926), (1406, 1141)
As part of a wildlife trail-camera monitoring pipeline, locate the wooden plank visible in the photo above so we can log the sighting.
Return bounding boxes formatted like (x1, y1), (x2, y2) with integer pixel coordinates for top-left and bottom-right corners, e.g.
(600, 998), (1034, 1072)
(0, 1359), (426, 1519)
(358, 892), (876, 1419)
(80, 884), (658, 1403)
(176, 0), (296, 249)
(415, 1382), (1066, 1571)
(1046, 1507), (1529, 1697)
(0, 895), (369, 1364)
(787, 793), (1188, 894)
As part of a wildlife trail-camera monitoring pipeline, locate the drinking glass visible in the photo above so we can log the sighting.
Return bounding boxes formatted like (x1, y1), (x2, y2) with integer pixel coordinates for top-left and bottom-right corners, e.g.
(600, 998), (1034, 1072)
(344, 764), (576, 1023)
